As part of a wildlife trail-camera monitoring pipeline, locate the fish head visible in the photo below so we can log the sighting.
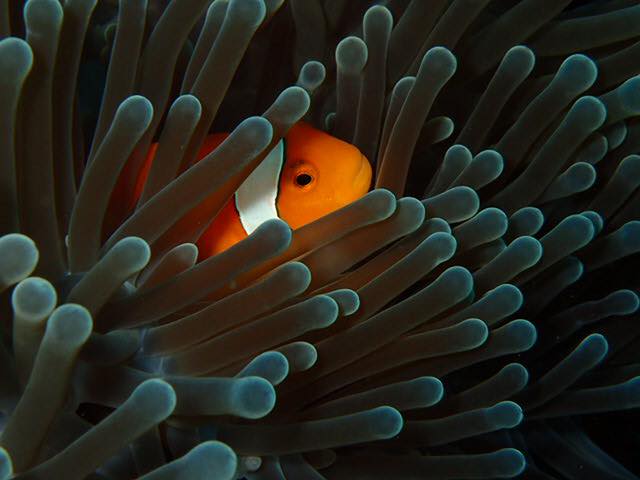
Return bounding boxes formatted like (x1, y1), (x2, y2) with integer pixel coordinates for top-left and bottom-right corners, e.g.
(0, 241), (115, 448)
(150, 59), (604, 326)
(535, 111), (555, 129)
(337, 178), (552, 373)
(277, 122), (372, 229)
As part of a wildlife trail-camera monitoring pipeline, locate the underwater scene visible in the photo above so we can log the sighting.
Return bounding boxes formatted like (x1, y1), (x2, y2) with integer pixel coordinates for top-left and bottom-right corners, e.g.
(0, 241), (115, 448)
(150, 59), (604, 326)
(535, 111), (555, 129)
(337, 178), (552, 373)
(0, 0), (639, 478)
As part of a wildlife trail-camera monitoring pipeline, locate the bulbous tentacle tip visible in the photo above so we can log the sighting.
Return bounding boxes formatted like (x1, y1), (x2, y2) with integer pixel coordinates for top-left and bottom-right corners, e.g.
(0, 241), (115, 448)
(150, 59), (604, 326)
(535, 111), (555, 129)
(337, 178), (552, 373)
(47, 303), (93, 346)
(459, 318), (490, 348)
(336, 36), (368, 74)
(117, 95), (155, 129)
(504, 319), (538, 351)
(504, 45), (535, 68)
(364, 4), (393, 30)
(371, 406), (404, 439)
(617, 75), (640, 114)
(12, 277), (57, 321)
(241, 351), (289, 386)
(412, 376), (444, 406)
(571, 96), (607, 130)
(512, 235), (543, 261)
(0, 234), (39, 289)
(132, 379), (178, 420)
(274, 261), (312, 290)
(0, 37), (33, 79)
(253, 217), (292, 253)
(171, 242), (200, 265)
(326, 289), (360, 316)
(279, 342), (318, 372)
(233, 376), (276, 419)
(269, 86), (311, 124)
(489, 401), (523, 429)
(186, 441), (238, 480)
(440, 266), (474, 297)
(297, 60), (326, 92)
(493, 448), (526, 478)
(227, 0), (267, 28)
(558, 54), (598, 93)
(580, 211), (603, 234)
(580, 333), (609, 362)
(619, 220), (640, 245)
(172, 94), (203, 118)
(398, 196), (427, 224)
(306, 295), (340, 328)
(109, 236), (152, 273)
(363, 188), (398, 216)
(421, 46), (458, 80)
(502, 363), (530, 389)
(479, 207), (509, 234)
(426, 231), (458, 261)
(236, 116), (275, 150)
(24, 0), (63, 30)
(608, 289), (639, 314)
(487, 283), (525, 311)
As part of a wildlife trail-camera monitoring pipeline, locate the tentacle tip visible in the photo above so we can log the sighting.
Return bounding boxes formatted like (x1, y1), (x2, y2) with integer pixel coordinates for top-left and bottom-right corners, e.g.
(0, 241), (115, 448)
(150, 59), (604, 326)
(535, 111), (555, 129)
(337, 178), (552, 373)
(362, 188), (398, 219)
(0, 37), (33, 77)
(490, 401), (523, 428)
(560, 53), (598, 91)
(506, 45), (535, 66)
(429, 232), (457, 260)
(136, 378), (177, 419)
(112, 236), (152, 272)
(0, 233), (39, 285)
(310, 295), (340, 327)
(228, 0), (267, 28)
(336, 36), (368, 72)
(235, 376), (276, 419)
(238, 116), (275, 150)
(494, 448), (526, 477)
(24, 0), (64, 28)
(461, 318), (489, 347)
(422, 46), (457, 78)
(175, 94), (203, 116)
(442, 265), (474, 297)
(11, 277), (57, 321)
(373, 406), (404, 439)
(278, 261), (312, 291)
(48, 303), (93, 346)
(619, 290), (639, 313)
(119, 95), (155, 128)
(504, 363), (529, 388)
(509, 319), (537, 350)
(364, 4), (393, 28)
(572, 96), (607, 130)
(275, 86), (311, 120)
(255, 218), (292, 252)
(582, 333), (609, 359)
(189, 441), (238, 479)
(491, 283), (524, 308)
(415, 376), (444, 405)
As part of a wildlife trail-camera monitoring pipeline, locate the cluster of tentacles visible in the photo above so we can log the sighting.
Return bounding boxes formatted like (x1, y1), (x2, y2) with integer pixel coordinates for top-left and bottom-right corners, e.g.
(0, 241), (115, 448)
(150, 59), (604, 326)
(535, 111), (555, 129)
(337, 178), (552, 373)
(0, 0), (639, 478)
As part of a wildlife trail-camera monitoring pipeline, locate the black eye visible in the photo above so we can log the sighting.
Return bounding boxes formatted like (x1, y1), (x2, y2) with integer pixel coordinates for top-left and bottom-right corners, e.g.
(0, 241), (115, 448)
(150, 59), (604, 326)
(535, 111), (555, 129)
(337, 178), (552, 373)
(295, 173), (313, 187)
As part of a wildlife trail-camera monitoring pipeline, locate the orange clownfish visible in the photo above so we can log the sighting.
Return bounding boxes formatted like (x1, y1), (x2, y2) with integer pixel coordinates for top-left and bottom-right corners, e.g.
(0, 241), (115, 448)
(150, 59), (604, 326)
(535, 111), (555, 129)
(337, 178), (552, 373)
(137, 122), (372, 259)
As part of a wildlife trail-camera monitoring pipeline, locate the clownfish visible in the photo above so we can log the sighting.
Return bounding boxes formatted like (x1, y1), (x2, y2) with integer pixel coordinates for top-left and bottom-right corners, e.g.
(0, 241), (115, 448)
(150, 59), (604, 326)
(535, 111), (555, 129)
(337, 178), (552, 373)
(135, 122), (372, 259)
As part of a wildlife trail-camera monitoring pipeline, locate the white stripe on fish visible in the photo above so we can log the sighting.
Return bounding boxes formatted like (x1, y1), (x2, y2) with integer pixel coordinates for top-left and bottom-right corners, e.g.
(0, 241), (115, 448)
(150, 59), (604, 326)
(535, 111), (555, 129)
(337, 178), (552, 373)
(235, 140), (285, 235)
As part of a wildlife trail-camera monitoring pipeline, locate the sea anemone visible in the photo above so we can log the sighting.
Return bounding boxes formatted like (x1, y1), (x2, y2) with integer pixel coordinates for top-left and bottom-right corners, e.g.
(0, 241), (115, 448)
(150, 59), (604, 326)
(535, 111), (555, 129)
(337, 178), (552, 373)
(1, 0), (639, 478)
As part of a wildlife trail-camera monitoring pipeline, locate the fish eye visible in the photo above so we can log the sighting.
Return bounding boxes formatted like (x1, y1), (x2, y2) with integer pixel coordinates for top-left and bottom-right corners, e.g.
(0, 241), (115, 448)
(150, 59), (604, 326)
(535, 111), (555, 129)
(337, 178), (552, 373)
(295, 173), (313, 187)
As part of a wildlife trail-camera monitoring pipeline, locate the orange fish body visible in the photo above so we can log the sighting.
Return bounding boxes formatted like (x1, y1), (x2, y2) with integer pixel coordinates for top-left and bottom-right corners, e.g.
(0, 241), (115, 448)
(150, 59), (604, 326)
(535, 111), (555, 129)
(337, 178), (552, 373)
(136, 122), (372, 259)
